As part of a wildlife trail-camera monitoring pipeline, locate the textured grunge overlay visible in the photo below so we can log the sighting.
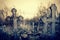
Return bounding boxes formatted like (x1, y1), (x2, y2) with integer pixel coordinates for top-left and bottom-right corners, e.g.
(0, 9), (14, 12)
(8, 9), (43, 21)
(0, 0), (60, 40)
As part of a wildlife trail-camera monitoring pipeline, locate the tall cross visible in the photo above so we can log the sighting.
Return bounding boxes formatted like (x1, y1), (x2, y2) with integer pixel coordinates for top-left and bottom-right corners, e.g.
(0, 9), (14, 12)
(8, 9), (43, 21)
(11, 8), (17, 30)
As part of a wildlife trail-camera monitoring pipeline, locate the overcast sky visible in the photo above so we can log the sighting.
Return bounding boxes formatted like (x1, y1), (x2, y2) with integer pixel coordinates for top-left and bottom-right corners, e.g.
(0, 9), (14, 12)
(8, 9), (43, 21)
(0, 0), (60, 19)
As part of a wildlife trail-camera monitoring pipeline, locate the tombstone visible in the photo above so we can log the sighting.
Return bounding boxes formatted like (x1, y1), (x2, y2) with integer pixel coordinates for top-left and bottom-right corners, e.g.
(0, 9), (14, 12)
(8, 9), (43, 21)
(11, 8), (17, 30)
(17, 16), (24, 29)
(0, 10), (4, 26)
(50, 4), (57, 34)
(5, 16), (11, 27)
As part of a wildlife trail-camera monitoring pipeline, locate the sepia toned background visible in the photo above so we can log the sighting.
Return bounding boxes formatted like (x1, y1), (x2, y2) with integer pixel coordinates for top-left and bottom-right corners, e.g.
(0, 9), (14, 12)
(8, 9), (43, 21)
(0, 0), (60, 19)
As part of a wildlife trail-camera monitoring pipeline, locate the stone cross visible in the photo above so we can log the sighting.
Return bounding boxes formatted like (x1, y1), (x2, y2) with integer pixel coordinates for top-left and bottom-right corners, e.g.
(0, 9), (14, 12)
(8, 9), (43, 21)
(11, 8), (17, 30)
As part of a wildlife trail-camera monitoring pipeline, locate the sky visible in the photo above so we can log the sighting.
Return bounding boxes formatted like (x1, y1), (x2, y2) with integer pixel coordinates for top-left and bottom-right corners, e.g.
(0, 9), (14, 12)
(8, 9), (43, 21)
(0, 0), (60, 19)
